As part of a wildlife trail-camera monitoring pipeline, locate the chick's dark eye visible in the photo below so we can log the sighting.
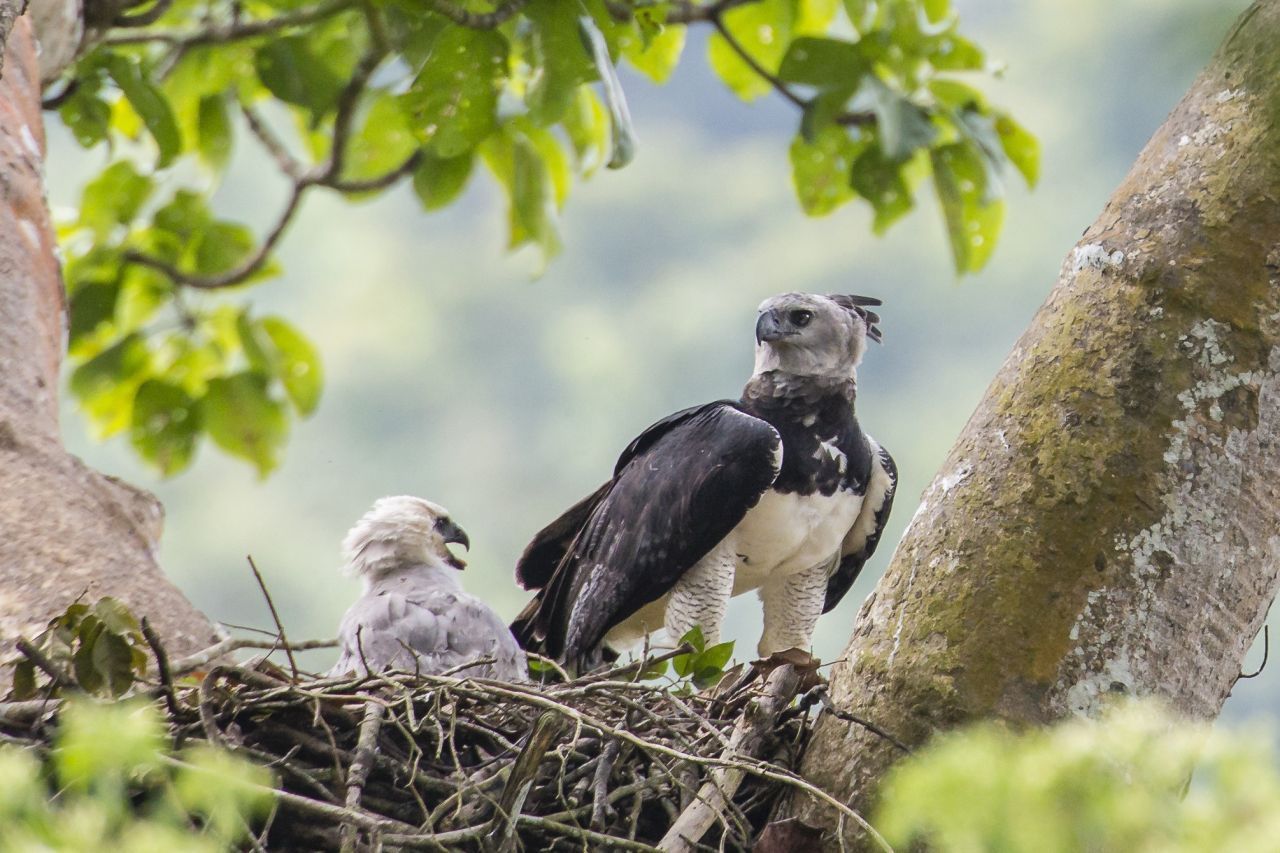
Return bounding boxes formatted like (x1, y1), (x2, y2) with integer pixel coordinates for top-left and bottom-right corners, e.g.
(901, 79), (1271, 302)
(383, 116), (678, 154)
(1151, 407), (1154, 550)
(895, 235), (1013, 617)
(789, 310), (813, 327)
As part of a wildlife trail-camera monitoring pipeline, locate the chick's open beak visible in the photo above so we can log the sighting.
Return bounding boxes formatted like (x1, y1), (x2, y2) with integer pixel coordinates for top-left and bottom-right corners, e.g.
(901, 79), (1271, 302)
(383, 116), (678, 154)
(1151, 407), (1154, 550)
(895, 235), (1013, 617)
(436, 517), (470, 569)
(441, 520), (470, 551)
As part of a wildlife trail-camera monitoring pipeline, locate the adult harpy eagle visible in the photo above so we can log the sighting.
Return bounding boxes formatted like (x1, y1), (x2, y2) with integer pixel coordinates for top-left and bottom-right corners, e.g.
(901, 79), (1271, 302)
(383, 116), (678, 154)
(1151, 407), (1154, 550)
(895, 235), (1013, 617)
(512, 293), (897, 670)
(330, 496), (527, 681)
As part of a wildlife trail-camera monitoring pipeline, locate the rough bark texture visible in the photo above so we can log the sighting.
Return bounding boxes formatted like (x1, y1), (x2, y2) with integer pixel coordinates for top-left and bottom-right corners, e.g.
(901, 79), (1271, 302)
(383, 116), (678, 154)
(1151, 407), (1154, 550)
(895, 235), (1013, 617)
(0, 12), (218, 665)
(789, 1), (1280, 845)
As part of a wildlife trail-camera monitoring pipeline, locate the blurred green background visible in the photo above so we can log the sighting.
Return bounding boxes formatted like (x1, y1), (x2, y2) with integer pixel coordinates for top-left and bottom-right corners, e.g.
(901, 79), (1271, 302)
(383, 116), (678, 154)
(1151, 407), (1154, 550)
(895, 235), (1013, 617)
(48, 0), (1273, 721)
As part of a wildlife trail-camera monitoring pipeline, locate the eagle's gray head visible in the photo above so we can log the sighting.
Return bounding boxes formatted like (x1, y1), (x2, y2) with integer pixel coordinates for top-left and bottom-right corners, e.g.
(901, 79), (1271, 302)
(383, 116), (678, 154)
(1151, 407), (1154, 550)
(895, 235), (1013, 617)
(342, 496), (471, 585)
(752, 293), (883, 379)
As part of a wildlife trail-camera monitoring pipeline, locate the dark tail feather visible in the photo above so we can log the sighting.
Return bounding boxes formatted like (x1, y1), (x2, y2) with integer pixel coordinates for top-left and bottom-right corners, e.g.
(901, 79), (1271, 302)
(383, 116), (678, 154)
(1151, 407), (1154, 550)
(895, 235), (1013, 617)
(512, 595), (621, 679)
(510, 595), (546, 652)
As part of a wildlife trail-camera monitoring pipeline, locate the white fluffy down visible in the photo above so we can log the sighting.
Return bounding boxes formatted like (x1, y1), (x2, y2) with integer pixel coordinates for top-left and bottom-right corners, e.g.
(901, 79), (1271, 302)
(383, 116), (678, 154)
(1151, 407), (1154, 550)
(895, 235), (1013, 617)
(330, 496), (527, 681)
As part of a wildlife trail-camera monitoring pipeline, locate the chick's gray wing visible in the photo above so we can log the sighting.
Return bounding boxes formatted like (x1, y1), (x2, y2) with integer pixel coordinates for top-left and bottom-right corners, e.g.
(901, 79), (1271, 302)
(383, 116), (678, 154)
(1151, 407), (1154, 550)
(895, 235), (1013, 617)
(439, 593), (529, 681)
(330, 590), (442, 676)
(331, 583), (526, 681)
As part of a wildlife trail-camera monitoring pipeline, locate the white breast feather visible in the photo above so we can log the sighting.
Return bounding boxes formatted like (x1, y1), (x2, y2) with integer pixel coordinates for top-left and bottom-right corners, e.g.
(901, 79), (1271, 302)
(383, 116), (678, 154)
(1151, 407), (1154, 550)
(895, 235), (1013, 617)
(730, 488), (865, 592)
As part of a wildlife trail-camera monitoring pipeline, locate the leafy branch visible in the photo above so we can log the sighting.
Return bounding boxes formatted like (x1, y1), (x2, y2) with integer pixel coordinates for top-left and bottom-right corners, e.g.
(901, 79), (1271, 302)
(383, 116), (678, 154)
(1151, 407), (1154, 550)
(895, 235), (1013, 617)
(708, 8), (874, 125)
(121, 46), (387, 291)
(49, 0), (1037, 477)
(102, 0), (356, 48)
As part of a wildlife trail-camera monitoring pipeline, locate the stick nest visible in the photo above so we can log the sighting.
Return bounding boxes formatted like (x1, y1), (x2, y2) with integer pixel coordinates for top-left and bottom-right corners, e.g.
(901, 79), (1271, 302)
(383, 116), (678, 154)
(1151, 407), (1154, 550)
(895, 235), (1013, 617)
(1, 648), (818, 851)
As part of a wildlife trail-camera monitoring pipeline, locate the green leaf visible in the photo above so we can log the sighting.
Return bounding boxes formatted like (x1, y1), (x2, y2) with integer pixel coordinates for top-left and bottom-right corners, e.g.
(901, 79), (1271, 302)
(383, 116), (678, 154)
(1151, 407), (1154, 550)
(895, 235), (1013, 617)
(401, 29), (508, 158)
(384, 3), (448, 68)
(201, 372), (289, 477)
(69, 334), (153, 438)
(11, 660), (36, 700)
(153, 189), (213, 241)
(91, 597), (141, 636)
(412, 151), (475, 210)
(561, 87), (609, 174)
(693, 665), (727, 689)
(867, 81), (936, 161)
(995, 112), (1039, 187)
(55, 698), (166, 787)
(928, 32), (984, 71)
(115, 266), (171, 332)
(931, 142), (1005, 273)
(196, 95), (234, 171)
(511, 135), (561, 258)
(524, 126), (572, 208)
(696, 640), (735, 673)
(842, 0), (875, 32)
(346, 92), (418, 182)
(922, 0), (950, 24)
(192, 222), (256, 276)
(68, 280), (121, 350)
(525, 0), (596, 124)
(623, 12), (686, 83)
(797, 0), (839, 34)
(164, 43), (257, 104)
(80, 161), (154, 239)
(72, 615), (106, 694)
(237, 312), (274, 374)
(59, 84), (112, 148)
(928, 78), (986, 110)
(851, 143), (913, 232)
(707, 0), (795, 101)
(131, 379), (201, 476)
(175, 744), (275, 836)
(672, 651), (693, 678)
(528, 657), (555, 676)
(679, 625), (706, 653)
(778, 36), (866, 87)
(639, 657), (669, 680)
(92, 630), (138, 698)
(60, 603), (91, 631)
(790, 125), (863, 215)
(105, 56), (182, 168)
(954, 109), (1006, 204)
(254, 36), (348, 119)
(799, 87), (855, 141)
(260, 317), (323, 415)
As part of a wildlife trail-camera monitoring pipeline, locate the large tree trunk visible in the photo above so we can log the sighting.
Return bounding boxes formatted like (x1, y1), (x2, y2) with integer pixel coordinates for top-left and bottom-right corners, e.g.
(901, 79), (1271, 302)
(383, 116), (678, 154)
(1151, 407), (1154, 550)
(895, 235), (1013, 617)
(789, 0), (1280, 845)
(0, 8), (217, 665)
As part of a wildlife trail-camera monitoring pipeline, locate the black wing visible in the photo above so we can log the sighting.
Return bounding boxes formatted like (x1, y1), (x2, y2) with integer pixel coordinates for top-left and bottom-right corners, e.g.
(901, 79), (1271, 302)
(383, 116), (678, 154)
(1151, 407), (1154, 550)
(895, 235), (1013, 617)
(515, 481), (612, 591)
(515, 401), (780, 664)
(823, 441), (897, 613)
(513, 403), (719, 593)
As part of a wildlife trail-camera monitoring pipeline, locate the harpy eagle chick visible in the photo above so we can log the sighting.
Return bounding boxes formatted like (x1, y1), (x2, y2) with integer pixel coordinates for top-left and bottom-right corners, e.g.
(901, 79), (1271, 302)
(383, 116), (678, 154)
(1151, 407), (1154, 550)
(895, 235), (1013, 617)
(330, 496), (527, 681)
(512, 293), (896, 671)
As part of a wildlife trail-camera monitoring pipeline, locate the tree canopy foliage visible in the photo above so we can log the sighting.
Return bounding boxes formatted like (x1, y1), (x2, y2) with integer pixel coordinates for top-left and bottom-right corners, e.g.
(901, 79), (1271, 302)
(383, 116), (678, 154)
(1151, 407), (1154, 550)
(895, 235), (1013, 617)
(1, 699), (271, 851)
(47, 0), (1034, 476)
(879, 701), (1280, 852)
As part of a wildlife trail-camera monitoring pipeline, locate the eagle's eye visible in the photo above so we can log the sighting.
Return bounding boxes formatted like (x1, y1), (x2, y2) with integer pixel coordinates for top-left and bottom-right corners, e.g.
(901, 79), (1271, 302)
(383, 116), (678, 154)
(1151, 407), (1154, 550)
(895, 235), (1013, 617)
(789, 309), (813, 328)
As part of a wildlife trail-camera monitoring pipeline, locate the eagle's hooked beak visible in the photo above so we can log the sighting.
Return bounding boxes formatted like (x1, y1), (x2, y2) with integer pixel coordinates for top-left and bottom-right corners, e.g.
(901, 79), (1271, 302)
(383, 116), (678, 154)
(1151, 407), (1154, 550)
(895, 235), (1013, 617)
(436, 517), (471, 570)
(755, 310), (792, 344)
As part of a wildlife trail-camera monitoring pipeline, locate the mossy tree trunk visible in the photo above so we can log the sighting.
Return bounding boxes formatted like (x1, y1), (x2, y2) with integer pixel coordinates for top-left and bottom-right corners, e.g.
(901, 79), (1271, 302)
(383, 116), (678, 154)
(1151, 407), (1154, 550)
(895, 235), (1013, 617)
(0, 8), (218, 665)
(788, 1), (1280, 845)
